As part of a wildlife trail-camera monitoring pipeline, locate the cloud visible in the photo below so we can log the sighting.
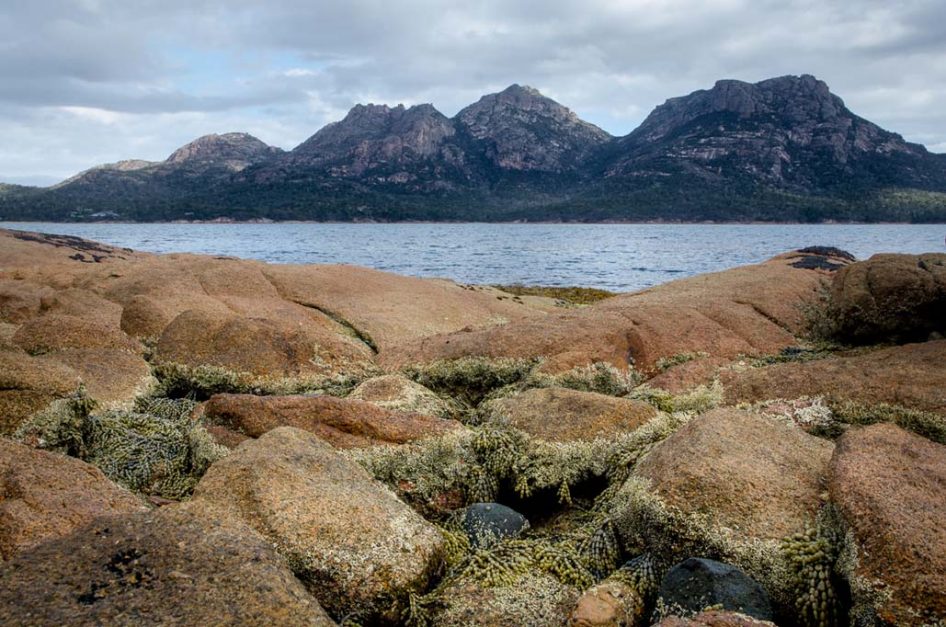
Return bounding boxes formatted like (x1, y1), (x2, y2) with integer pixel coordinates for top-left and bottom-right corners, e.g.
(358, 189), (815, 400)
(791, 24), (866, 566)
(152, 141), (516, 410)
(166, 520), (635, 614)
(2, 0), (945, 182)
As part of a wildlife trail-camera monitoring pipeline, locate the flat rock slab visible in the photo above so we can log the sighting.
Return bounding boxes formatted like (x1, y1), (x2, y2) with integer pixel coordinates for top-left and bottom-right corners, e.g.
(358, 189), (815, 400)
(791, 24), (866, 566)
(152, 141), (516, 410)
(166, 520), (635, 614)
(192, 427), (445, 623)
(481, 386), (657, 442)
(0, 438), (147, 560)
(0, 501), (334, 625)
(381, 250), (847, 372)
(203, 392), (463, 448)
(632, 408), (833, 542)
(829, 423), (946, 625)
(722, 340), (946, 415)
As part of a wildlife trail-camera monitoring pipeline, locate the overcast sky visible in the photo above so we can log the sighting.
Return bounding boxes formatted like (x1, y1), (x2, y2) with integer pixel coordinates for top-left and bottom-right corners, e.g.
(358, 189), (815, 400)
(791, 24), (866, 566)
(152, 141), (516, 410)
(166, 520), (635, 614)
(3, 0), (945, 185)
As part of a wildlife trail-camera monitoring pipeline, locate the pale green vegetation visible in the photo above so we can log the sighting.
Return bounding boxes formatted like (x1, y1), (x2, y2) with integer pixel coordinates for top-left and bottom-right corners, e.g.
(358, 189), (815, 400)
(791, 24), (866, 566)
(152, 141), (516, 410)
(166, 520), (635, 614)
(153, 362), (370, 399)
(628, 380), (724, 414)
(654, 351), (709, 372)
(15, 392), (226, 499)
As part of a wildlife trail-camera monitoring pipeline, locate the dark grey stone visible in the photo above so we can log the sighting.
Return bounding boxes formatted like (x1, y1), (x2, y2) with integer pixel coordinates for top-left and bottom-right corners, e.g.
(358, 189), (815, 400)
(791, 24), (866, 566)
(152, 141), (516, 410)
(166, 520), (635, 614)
(657, 557), (774, 621)
(461, 502), (529, 549)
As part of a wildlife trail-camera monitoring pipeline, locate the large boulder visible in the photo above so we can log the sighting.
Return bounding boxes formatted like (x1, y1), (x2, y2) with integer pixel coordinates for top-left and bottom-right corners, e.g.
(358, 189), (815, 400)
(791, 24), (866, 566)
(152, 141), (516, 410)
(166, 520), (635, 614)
(192, 427), (445, 623)
(828, 423), (946, 625)
(481, 387), (657, 442)
(0, 438), (147, 560)
(348, 374), (455, 418)
(656, 558), (774, 622)
(609, 409), (834, 620)
(202, 393), (463, 448)
(37, 348), (154, 409)
(631, 409), (833, 542)
(0, 501), (334, 625)
(722, 340), (946, 416)
(827, 253), (946, 344)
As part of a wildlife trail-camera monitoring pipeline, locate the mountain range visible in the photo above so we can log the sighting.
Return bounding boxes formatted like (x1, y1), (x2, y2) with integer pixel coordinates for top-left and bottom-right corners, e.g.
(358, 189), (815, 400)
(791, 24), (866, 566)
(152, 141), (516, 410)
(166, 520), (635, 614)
(3, 74), (946, 222)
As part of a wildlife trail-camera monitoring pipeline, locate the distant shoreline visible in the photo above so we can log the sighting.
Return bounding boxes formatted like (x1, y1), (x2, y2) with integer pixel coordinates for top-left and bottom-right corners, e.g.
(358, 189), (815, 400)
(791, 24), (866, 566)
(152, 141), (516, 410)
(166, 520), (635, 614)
(3, 219), (945, 226)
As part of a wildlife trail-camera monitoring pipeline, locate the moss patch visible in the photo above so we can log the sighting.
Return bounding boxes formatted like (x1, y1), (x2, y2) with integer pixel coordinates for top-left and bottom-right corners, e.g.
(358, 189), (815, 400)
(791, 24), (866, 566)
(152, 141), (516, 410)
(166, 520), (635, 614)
(491, 284), (617, 305)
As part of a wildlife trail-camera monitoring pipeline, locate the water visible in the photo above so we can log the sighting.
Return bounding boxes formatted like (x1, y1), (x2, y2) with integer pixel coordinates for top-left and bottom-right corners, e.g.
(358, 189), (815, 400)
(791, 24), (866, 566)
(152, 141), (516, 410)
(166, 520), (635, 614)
(2, 222), (944, 292)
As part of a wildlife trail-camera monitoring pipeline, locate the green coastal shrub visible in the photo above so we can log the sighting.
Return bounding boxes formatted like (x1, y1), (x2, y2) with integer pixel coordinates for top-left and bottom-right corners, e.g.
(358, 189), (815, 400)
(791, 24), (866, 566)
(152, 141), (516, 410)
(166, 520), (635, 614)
(827, 400), (946, 445)
(403, 357), (538, 407)
(525, 361), (642, 397)
(83, 398), (227, 499)
(628, 380), (723, 414)
(152, 362), (369, 399)
(15, 394), (226, 499)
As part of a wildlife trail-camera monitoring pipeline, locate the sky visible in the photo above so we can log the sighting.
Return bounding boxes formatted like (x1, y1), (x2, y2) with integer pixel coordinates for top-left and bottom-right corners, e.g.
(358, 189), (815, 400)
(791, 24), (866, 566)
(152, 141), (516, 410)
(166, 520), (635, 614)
(3, 0), (946, 186)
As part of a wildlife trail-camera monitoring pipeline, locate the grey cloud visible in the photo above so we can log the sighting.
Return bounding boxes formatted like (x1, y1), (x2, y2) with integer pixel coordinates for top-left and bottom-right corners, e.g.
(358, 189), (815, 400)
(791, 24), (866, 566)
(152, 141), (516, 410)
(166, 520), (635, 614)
(1, 0), (945, 182)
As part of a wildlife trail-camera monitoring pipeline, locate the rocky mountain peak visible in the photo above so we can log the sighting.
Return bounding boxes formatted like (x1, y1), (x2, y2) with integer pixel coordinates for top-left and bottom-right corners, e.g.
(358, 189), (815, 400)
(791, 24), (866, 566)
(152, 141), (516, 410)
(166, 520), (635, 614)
(165, 132), (280, 170)
(455, 85), (611, 173)
(292, 102), (455, 162)
(611, 74), (929, 189)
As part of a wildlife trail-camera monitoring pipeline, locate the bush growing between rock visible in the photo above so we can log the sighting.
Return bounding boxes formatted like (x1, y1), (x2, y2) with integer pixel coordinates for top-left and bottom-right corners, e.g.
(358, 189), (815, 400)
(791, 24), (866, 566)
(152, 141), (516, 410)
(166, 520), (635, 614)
(15, 394), (226, 499)
(84, 399), (227, 499)
(403, 357), (538, 407)
(606, 478), (847, 626)
(348, 412), (692, 516)
(827, 400), (946, 445)
(629, 381), (724, 414)
(525, 362), (642, 397)
(153, 362), (369, 400)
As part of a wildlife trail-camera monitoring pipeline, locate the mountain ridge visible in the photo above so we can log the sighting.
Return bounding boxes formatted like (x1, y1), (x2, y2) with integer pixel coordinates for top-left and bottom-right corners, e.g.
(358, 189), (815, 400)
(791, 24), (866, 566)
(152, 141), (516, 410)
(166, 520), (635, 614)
(3, 75), (945, 223)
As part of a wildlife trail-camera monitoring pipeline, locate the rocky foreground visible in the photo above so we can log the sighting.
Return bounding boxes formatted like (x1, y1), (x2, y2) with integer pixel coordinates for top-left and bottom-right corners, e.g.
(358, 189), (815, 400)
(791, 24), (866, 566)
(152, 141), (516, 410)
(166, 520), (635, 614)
(0, 229), (944, 626)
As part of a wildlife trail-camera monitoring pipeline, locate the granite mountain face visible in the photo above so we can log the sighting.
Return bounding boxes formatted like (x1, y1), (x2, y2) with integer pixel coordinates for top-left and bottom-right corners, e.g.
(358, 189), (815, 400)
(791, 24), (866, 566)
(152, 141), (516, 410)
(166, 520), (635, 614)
(3, 75), (945, 222)
(605, 75), (938, 191)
